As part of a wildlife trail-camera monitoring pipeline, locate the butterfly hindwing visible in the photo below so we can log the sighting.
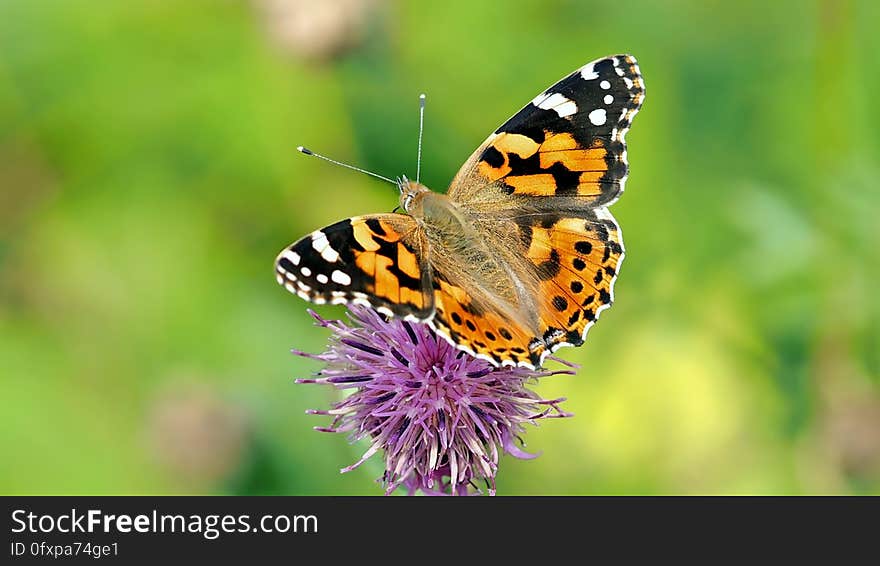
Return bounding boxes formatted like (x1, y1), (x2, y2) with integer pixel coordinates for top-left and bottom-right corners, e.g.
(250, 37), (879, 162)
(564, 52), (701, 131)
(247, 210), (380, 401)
(275, 214), (434, 319)
(448, 54), (644, 207)
(517, 209), (625, 357)
(429, 272), (543, 367)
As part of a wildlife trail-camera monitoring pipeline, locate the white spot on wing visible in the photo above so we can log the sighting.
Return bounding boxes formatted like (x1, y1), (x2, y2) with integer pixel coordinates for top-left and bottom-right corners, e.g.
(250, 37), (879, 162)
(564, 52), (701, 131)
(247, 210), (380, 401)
(316, 274), (328, 284)
(580, 62), (599, 80)
(604, 94), (614, 105)
(310, 230), (340, 263)
(588, 108), (607, 126)
(331, 270), (352, 286)
(600, 80), (611, 90)
(320, 246), (339, 263)
(554, 101), (578, 117)
(531, 91), (551, 106)
(535, 92), (578, 118)
(301, 267), (312, 277)
(281, 249), (301, 265)
(310, 231), (328, 251)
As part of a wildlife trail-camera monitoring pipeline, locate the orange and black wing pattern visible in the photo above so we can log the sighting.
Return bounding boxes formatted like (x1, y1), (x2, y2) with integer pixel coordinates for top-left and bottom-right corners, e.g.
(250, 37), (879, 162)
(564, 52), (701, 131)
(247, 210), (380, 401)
(517, 210), (625, 360)
(424, 208), (625, 369)
(428, 271), (542, 367)
(275, 214), (434, 319)
(449, 54), (644, 206)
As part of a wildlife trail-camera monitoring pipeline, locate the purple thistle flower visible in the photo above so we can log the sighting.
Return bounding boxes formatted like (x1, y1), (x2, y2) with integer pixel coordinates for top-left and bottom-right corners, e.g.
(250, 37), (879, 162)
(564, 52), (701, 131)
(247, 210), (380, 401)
(293, 306), (575, 495)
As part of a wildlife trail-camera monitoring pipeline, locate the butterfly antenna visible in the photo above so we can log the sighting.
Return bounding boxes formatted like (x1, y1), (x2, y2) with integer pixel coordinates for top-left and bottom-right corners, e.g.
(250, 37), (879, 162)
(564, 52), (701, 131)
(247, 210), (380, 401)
(416, 93), (426, 183)
(296, 146), (397, 186)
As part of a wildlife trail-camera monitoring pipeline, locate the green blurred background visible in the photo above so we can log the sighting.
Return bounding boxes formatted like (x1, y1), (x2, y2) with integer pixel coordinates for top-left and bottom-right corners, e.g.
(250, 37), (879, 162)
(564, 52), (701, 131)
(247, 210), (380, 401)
(1, 0), (878, 495)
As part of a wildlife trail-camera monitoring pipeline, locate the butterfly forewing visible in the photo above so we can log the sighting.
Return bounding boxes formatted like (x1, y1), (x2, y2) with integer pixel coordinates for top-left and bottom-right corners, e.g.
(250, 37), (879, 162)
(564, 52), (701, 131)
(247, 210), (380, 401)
(275, 214), (434, 319)
(448, 54), (644, 207)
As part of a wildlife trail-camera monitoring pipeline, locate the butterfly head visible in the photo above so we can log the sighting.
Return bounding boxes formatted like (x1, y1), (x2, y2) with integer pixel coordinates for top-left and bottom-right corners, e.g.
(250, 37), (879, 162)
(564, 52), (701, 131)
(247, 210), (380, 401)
(397, 175), (430, 214)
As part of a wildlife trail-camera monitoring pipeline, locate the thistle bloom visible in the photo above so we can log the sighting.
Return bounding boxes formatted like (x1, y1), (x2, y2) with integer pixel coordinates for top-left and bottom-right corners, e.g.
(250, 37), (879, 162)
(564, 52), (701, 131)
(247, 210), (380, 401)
(294, 306), (574, 495)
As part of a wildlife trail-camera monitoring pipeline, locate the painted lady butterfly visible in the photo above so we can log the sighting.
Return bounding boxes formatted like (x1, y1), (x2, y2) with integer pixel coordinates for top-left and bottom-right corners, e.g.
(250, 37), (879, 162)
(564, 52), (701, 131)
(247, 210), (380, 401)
(276, 54), (645, 368)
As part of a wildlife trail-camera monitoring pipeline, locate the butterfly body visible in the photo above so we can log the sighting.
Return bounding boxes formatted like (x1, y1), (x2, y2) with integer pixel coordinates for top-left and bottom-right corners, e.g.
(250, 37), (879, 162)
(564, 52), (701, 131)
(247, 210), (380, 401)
(408, 184), (530, 313)
(277, 55), (645, 368)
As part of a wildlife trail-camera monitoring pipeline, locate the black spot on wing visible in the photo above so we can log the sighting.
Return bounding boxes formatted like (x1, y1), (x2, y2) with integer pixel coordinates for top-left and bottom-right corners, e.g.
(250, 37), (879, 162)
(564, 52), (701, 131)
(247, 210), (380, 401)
(545, 161), (581, 195)
(506, 151), (542, 177)
(565, 330), (584, 346)
(575, 241), (592, 255)
(552, 295), (568, 311)
(481, 146), (505, 168)
(365, 217), (386, 237)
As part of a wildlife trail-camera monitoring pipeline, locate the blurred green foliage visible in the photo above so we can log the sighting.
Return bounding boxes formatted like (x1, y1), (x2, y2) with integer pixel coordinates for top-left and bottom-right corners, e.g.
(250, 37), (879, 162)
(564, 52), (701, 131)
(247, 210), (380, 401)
(1, 0), (878, 495)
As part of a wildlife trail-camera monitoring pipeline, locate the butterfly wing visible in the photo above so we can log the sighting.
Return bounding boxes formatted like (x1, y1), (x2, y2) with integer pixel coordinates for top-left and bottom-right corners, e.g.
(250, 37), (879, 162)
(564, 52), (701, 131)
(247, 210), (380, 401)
(425, 208), (625, 368)
(514, 208), (625, 359)
(425, 54), (643, 368)
(275, 214), (434, 319)
(447, 54), (644, 206)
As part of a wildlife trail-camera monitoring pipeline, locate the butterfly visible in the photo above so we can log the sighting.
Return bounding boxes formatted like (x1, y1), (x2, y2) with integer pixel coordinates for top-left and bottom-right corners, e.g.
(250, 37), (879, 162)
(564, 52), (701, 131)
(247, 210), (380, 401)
(276, 54), (645, 368)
